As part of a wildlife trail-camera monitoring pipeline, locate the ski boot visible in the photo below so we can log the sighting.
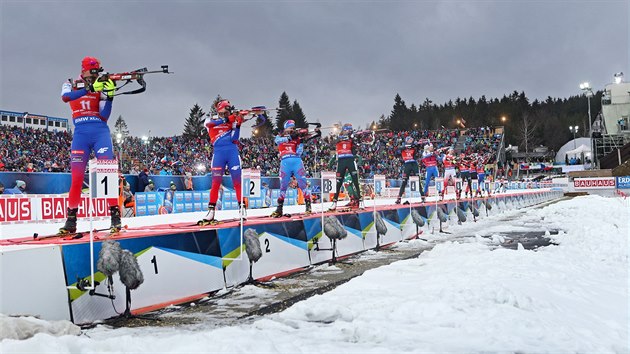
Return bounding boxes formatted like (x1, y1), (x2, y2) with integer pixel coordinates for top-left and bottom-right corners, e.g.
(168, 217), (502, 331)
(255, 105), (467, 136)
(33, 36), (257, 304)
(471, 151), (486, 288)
(348, 197), (360, 210)
(239, 203), (247, 220)
(198, 204), (219, 226)
(270, 203), (284, 218)
(328, 198), (338, 212)
(304, 198), (312, 215)
(357, 196), (365, 210)
(109, 206), (122, 233)
(395, 197), (401, 204)
(58, 208), (78, 235)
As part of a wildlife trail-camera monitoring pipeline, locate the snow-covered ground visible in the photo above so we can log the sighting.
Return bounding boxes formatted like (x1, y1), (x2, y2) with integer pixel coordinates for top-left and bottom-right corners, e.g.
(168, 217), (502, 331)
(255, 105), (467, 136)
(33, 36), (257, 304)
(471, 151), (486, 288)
(1, 195), (628, 353)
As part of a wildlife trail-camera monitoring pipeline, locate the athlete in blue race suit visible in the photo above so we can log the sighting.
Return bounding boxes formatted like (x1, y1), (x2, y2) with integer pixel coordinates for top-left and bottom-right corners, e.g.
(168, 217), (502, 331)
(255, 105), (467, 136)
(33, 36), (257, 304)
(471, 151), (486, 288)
(59, 56), (119, 234)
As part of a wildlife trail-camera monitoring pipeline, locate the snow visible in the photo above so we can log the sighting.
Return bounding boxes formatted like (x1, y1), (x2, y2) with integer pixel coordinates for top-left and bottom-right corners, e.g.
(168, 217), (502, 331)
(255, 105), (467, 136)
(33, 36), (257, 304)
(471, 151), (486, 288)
(1, 195), (628, 353)
(0, 315), (80, 341)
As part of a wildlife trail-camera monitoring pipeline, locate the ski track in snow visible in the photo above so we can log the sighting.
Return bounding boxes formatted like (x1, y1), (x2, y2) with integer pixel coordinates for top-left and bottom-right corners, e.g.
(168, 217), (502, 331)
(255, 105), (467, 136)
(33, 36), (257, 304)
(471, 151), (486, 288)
(1, 195), (628, 353)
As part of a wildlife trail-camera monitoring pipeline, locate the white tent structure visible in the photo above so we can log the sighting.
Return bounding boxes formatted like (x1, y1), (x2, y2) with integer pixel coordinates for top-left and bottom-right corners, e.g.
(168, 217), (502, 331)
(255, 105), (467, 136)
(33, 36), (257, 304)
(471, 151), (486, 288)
(555, 137), (592, 163)
(565, 144), (591, 157)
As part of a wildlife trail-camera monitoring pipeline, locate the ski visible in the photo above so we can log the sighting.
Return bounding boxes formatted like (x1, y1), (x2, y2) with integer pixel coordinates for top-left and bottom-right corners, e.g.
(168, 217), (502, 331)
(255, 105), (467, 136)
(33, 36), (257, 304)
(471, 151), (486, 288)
(192, 214), (272, 227)
(6, 226), (127, 245)
(43, 227), (111, 240)
(327, 206), (362, 213)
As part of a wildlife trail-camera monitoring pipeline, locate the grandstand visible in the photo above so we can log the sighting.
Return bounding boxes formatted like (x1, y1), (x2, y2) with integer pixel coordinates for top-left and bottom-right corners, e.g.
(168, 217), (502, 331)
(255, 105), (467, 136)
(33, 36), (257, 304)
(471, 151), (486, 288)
(0, 109), (69, 132)
(0, 121), (504, 178)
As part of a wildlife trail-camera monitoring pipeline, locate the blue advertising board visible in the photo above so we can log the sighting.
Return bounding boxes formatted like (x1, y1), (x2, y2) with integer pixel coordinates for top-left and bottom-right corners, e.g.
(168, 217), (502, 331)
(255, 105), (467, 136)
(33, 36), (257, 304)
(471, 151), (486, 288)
(616, 176), (630, 189)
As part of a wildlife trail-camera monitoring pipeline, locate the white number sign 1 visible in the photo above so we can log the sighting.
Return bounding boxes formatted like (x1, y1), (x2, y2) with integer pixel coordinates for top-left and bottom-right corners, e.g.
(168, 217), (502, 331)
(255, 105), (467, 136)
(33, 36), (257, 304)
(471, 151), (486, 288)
(89, 159), (119, 199)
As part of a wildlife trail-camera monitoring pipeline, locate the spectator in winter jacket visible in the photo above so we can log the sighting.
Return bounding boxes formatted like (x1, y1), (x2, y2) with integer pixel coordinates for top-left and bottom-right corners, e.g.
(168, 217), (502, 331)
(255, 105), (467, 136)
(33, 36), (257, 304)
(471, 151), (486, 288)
(144, 179), (155, 192)
(123, 182), (135, 209)
(138, 168), (150, 193)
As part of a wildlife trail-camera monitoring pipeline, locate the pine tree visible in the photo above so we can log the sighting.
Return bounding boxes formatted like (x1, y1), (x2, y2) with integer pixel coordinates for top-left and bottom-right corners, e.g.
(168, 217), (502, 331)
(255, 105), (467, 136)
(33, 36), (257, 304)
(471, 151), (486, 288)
(409, 104), (419, 130)
(388, 94), (408, 131)
(253, 112), (274, 137)
(275, 92), (293, 133)
(183, 104), (206, 138)
(377, 114), (388, 129)
(292, 100), (308, 128)
(113, 115), (129, 138)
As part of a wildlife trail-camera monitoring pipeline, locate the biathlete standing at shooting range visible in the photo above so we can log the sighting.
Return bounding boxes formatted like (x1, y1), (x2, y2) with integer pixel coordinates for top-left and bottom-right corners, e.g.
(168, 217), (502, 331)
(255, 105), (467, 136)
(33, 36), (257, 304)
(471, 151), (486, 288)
(270, 120), (321, 217)
(421, 143), (440, 203)
(457, 153), (469, 200)
(58, 56), (119, 235)
(395, 136), (423, 205)
(329, 123), (363, 211)
(475, 156), (487, 197)
(440, 147), (457, 200)
(468, 157), (478, 199)
(198, 100), (246, 225)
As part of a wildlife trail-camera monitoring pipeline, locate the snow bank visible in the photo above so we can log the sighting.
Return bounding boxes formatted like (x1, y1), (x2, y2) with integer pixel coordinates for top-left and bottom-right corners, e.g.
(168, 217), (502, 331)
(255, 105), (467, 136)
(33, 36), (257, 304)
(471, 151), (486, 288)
(0, 315), (80, 341)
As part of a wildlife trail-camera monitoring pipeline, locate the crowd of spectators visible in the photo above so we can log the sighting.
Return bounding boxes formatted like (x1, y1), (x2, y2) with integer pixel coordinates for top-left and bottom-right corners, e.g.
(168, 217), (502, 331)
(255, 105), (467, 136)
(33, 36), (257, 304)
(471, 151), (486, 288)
(0, 126), (71, 173)
(0, 125), (502, 180)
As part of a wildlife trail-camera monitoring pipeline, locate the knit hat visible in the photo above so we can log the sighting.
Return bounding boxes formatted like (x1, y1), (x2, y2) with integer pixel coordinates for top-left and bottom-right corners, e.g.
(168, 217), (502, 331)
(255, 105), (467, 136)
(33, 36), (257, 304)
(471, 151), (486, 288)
(16, 180), (26, 189)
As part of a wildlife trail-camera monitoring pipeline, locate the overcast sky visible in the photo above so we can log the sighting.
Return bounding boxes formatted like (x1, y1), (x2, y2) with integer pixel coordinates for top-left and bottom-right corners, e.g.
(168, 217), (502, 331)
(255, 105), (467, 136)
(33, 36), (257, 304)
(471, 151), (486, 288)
(1, 0), (628, 138)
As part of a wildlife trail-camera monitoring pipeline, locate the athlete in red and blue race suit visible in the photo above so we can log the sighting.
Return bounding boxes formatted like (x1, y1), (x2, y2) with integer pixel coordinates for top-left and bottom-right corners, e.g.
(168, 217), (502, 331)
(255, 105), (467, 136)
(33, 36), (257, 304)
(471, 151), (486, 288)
(440, 148), (457, 200)
(421, 144), (439, 199)
(59, 56), (119, 235)
(198, 100), (245, 225)
(457, 154), (469, 199)
(467, 159), (478, 198)
(270, 120), (319, 217)
(475, 158), (487, 197)
(395, 136), (422, 204)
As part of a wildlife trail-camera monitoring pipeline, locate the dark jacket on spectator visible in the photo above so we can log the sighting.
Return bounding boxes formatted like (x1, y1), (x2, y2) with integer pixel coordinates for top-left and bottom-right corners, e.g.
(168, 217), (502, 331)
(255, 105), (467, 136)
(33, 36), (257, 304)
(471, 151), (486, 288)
(138, 170), (150, 193)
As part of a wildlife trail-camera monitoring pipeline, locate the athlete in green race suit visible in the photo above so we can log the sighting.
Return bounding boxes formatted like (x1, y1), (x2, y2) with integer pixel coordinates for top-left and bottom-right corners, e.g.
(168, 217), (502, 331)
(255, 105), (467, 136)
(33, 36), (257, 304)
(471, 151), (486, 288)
(328, 123), (362, 210)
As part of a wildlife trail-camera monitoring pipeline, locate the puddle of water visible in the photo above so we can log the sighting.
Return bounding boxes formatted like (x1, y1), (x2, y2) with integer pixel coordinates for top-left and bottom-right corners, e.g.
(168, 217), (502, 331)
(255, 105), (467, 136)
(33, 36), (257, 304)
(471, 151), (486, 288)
(488, 230), (561, 250)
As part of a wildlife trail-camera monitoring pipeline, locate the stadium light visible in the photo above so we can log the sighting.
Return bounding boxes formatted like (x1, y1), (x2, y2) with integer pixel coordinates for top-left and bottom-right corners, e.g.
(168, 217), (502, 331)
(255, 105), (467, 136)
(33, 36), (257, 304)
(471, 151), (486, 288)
(569, 125), (579, 149)
(501, 116), (507, 122)
(579, 82), (594, 168)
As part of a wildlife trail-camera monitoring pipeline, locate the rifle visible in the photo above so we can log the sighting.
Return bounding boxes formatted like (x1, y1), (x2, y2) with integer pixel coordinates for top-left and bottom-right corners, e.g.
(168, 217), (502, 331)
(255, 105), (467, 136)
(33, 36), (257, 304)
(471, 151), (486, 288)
(304, 122), (322, 140)
(96, 65), (173, 96)
(206, 106), (282, 128)
(289, 122), (321, 142)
